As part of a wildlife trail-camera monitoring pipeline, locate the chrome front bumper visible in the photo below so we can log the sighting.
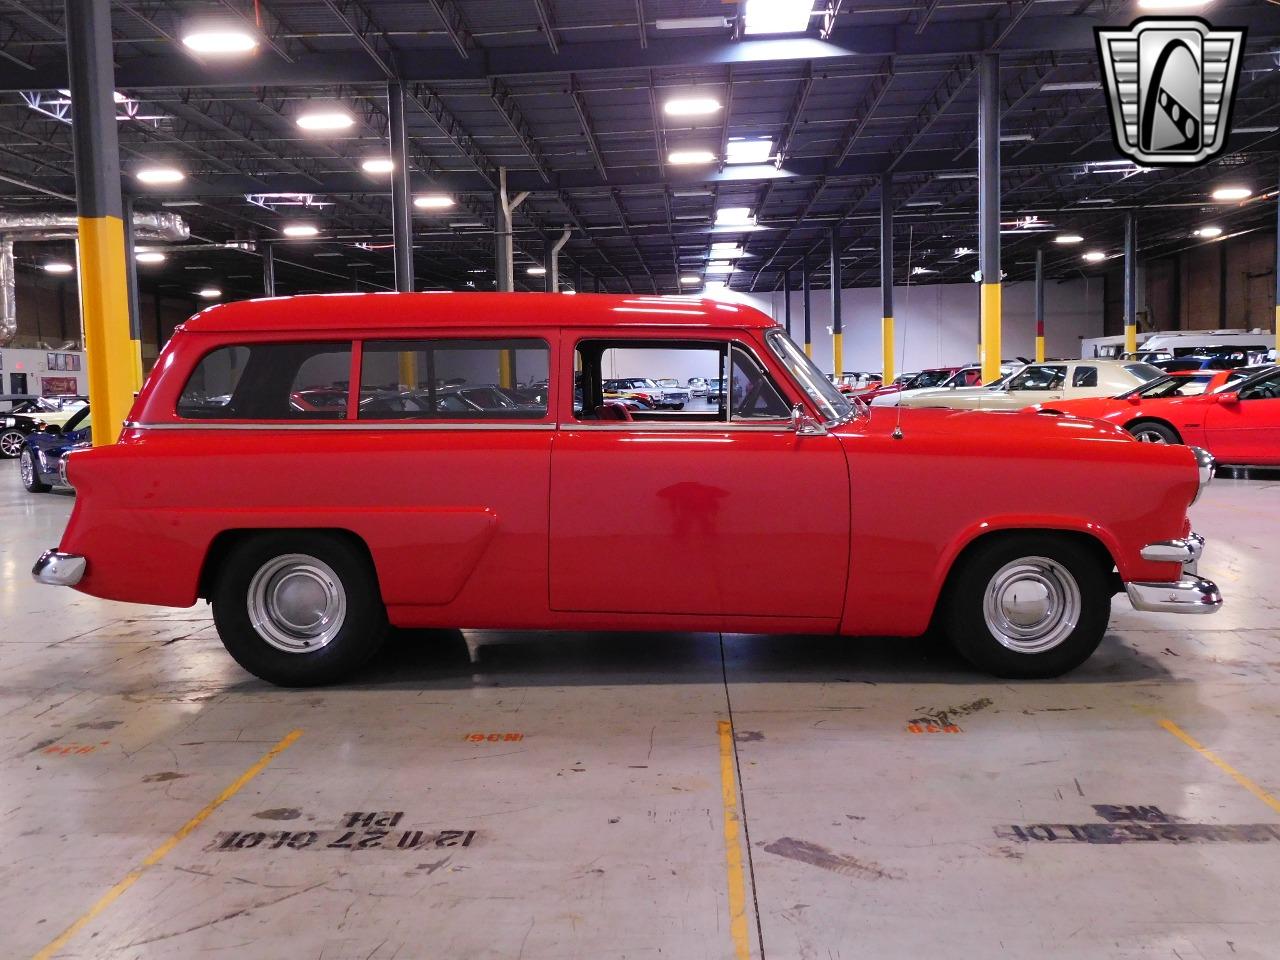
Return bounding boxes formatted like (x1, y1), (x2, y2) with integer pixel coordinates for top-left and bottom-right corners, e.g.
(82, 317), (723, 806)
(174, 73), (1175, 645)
(1126, 531), (1221, 614)
(32, 549), (86, 587)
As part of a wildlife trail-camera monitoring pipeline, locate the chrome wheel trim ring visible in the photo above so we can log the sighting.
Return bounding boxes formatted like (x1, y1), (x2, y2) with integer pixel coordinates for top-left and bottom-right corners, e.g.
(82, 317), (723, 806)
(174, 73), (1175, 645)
(982, 556), (1081, 654)
(19, 450), (35, 486)
(246, 553), (347, 654)
(0, 431), (23, 458)
(1131, 426), (1167, 443)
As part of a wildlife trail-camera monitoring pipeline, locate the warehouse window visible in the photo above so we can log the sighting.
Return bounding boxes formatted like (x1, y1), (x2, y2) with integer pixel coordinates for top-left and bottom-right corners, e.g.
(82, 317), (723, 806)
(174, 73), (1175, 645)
(177, 342), (352, 420)
(358, 338), (549, 419)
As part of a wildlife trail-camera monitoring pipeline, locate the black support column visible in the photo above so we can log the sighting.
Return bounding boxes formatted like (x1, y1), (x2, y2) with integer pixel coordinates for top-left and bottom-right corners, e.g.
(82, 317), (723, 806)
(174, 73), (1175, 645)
(66, 0), (136, 444)
(830, 225), (842, 378)
(263, 241), (276, 297)
(1035, 247), (1045, 362)
(782, 269), (792, 336)
(1124, 211), (1138, 355)
(978, 52), (1002, 382)
(387, 81), (413, 293)
(880, 173), (894, 384)
(802, 259), (813, 358)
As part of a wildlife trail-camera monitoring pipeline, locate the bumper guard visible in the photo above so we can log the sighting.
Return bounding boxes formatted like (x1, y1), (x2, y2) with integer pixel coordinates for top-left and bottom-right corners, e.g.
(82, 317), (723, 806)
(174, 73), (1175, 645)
(32, 549), (86, 587)
(1126, 531), (1220, 614)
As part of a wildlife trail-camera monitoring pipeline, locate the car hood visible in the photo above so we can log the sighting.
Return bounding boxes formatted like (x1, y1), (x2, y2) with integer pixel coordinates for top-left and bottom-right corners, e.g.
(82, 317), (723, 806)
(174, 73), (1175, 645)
(846, 404), (1133, 446)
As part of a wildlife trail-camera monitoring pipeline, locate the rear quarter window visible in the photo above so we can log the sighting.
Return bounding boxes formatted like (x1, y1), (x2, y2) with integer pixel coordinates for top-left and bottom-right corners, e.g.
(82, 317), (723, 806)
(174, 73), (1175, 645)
(177, 342), (353, 420)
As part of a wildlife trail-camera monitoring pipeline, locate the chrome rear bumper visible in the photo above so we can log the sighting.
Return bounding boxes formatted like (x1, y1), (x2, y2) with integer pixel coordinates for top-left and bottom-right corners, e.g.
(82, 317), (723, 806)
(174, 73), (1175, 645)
(1126, 576), (1222, 614)
(32, 549), (86, 586)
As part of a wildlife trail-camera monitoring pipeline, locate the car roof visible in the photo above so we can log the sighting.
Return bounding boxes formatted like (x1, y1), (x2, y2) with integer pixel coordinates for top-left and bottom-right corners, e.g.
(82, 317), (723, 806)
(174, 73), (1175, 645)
(181, 292), (775, 334)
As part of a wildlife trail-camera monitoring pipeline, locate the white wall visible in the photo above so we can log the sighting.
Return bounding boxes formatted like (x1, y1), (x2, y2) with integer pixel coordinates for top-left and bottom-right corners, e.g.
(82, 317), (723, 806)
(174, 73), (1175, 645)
(0, 347), (88, 396)
(707, 278), (1105, 375)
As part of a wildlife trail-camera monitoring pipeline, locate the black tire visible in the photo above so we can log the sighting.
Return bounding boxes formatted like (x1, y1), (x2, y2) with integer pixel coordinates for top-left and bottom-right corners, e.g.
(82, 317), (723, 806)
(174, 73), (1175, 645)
(1, 428), (26, 459)
(944, 534), (1111, 679)
(19, 447), (51, 492)
(1126, 420), (1180, 445)
(210, 531), (388, 686)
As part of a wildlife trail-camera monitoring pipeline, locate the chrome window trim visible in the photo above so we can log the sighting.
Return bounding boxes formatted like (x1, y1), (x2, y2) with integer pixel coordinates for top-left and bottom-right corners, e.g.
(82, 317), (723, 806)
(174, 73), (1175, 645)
(558, 421), (792, 433)
(127, 420), (556, 432)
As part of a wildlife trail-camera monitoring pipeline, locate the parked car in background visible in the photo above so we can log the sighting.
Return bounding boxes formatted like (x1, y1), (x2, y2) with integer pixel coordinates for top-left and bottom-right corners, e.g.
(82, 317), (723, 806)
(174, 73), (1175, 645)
(687, 377), (709, 397)
(705, 377), (725, 405)
(1025, 366), (1279, 463)
(872, 363), (1013, 407)
(1, 395), (89, 459)
(860, 366), (965, 406)
(36, 292), (1219, 688)
(1152, 353), (1250, 372)
(603, 378), (685, 409)
(830, 372), (881, 395)
(654, 378), (693, 406)
(898, 360), (1162, 411)
(20, 405), (91, 493)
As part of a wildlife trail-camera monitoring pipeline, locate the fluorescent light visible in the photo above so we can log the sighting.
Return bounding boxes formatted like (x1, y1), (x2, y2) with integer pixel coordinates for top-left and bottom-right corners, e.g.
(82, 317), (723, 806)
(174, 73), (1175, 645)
(181, 27), (258, 55)
(1136, 0), (1209, 9)
(726, 137), (773, 164)
(198, 287), (222, 299)
(664, 97), (721, 117)
(672, 189), (714, 198)
(910, 266), (937, 275)
(43, 262), (74, 274)
(1083, 251), (1107, 262)
(526, 266), (546, 276)
(710, 243), (746, 258)
(361, 157), (393, 174)
(936, 172), (977, 180)
(705, 261), (733, 274)
(135, 251), (166, 264)
(135, 166), (184, 185)
(1000, 133), (1035, 142)
(905, 201), (942, 207)
(655, 16), (729, 30)
(714, 206), (754, 225)
(1090, 159), (1139, 167)
(743, 0), (814, 35)
(1076, 198), (1115, 204)
(562, 289), (577, 295)
(1212, 186), (1250, 201)
(1054, 234), (1084, 244)
(1234, 126), (1279, 134)
(1194, 226), (1223, 238)
(414, 194), (455, 209)
(668, 149), (716, 165)
(296, 106), (355, 131)
(449, 221), (485, 228)
(680, 275), (701, 285)
(1041, 81), (1102, 92)
(282, 224), (319, 238)
(954, 246), (974, 257)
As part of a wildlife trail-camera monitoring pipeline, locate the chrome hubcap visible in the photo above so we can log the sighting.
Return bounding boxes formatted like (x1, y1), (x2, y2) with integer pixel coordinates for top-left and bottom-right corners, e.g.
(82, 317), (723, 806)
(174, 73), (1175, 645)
(1133, 428), (1167, 443)
(982, 556), (1081, 654)
(19, 451), (34, 486)
(1, 431), (23, 457)
(246, 553), (346, 654)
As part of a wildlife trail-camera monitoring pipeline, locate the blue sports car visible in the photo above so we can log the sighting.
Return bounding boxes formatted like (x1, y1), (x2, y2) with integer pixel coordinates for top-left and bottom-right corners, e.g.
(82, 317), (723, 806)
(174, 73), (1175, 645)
(19, 405), (91, 493)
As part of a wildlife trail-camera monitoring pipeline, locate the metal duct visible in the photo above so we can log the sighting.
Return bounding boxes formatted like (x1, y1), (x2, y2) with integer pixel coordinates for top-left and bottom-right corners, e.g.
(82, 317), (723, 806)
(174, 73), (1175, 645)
(0, 211), (188, 345)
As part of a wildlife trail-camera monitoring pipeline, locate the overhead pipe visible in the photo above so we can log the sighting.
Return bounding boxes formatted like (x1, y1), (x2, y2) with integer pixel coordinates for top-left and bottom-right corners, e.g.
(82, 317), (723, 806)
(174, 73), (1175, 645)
(0, 211), (188, 346)
(548, 225), (572, 292)
(496, 167), (529, 292)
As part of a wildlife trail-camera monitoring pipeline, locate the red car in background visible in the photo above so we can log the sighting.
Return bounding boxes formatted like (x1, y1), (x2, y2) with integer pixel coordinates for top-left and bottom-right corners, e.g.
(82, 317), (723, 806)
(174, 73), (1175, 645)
(1025, 366), (1280, 465)
(860, 365), (969, 405)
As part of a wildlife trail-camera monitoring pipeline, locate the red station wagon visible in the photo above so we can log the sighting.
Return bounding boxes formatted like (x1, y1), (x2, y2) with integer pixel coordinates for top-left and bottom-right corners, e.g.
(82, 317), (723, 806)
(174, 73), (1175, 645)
(34, 293), (1221, 686)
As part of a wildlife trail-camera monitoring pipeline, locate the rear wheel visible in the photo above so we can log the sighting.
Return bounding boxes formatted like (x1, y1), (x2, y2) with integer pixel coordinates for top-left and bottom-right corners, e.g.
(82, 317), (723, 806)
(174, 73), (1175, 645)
(944, 534), (1111, 678)
(1, 428), (25, 459)
(211, 532), (387, 686)
(19, 448), (50, 492)
(1127, 420), (1179, 444)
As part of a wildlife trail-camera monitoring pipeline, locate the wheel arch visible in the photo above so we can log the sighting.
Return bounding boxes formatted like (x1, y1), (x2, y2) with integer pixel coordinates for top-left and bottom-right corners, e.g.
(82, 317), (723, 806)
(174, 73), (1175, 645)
(1124, 416), (1183, 443)
(197, 527), (379, 600)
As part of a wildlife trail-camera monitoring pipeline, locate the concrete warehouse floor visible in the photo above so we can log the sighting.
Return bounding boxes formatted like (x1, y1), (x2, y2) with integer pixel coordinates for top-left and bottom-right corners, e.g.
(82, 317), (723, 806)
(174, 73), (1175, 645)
(1, 465), (1278, 960)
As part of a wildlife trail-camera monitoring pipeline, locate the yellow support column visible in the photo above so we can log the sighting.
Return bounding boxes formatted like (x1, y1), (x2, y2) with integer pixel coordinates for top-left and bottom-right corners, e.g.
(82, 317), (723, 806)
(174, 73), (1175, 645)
(980, 283), (1002, 383)
(1035, 335), (1046, 363)
(499, 350), (514, 387)
(881, 317), (895, 385)
(398, 351), (417, 390)
(832, 332), (843, 380)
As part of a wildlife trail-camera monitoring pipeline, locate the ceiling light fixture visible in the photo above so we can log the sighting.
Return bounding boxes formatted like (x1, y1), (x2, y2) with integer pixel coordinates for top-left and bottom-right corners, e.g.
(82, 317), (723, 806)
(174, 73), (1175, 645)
(135, 251), (166, 264)
(664, 97), (721, 116)
(680, 275), (702, 285)
(705, 261), (734, 274)
(1194, 226), (1223, 238)
(135, 166), (184, 185)
(668, 149), (716, 165)
(1054, 234), (1084, 244)
(1041, 81), (1102, 91)
(282, 224), (319, 238)
(714, 206), (754, 225)
(1233, 126), (1279, 134)
(296, 106), (355, 131)
(1136, 0), (1210, 9)
(743, 0), (814, 35)
(725, 137), (774, 164)
(655, 16), (729, 30)
(198, 287), (222, 299)
(1211, 186), (1250, 201)
(1083, 251), (1107, 262)
(1000, 133), (1035, 142)
(43, 262), (74, 274)
(526, 266), (546, 276)
(181, 26), (258, 55)
(361, 157), (393, 174)
(904, 201), (943, 207)
(414, 194), (455, 209)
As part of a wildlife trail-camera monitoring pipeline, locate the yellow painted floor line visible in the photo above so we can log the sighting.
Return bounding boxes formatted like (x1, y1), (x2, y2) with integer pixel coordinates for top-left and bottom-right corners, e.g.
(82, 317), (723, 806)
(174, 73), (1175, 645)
(32, 728), (303, 960)
(1159, 719), (1280, 816)
(717, 719), (752, 960)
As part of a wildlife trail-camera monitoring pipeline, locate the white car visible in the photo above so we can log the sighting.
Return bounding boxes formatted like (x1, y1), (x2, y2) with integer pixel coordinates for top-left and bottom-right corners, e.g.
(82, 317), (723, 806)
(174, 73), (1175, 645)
(872, 363), (1022, 407)
(897, 359), (1164, 411)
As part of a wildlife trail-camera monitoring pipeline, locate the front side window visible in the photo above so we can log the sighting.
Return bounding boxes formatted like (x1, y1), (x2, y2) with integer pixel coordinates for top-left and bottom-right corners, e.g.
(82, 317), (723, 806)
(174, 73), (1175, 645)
(1072, 366), (1098, 388)
(578, 340), (724, 422)
(912, 369), (953, 389)
(1238, 370), (1280, 401)
(178, 342), (352, 420)
(1132, 374), (1212, 399)
(358, 338), (549, 420)
(1007, 365), (1067, 391)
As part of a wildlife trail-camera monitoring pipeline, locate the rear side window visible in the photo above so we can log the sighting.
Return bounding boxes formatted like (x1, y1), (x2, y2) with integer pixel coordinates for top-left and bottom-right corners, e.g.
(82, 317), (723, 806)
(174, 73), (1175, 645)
(358, 338), (549, 419)
(177, 342), (352, 419)
(1072, 366), (1098, 387)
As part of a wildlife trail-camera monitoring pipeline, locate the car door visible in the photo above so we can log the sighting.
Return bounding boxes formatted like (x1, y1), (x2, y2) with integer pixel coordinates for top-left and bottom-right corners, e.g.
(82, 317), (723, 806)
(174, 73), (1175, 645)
(549, 332), (850, 622)
(1201, 369), (1280, 465)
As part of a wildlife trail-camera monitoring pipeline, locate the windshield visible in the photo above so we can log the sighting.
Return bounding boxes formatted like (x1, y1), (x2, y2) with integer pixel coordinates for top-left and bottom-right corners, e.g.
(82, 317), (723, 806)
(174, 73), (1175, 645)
(1123, 362), (1165, 382)
(764, 328), (857, 422)
(1128, 374), (1212, 399)
(912, 369), (953, 389)
(62, 407), (91, 432)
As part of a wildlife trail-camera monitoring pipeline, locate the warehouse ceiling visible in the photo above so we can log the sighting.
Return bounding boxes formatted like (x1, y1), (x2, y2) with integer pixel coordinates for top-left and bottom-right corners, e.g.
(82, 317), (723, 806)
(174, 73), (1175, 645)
(0, 0), (1278, 302)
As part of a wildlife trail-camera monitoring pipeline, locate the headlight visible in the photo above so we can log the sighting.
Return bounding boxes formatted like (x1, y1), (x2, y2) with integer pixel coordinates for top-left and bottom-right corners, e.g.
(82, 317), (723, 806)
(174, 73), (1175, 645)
(1188, 445), (1214, 504)
(1, 418), (12, 427)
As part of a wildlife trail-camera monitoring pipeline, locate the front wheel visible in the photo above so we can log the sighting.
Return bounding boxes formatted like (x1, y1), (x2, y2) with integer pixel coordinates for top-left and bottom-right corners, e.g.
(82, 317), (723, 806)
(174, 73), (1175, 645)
(944, 535), (1111, 678)
(1127, 421), (1179, 444)
(211, 532), (388, 686)
(19, 448), (50, 492)
(1, 428), (26, 459)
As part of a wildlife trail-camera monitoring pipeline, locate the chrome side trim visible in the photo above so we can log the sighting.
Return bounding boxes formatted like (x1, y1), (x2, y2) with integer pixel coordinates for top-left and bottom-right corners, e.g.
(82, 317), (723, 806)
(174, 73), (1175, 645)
(1189, 445), (1214, 504)
(1125, 576), (1222, 614)
(559, 422), (792, 433)
(127, 421), (557, 432)
(32, 549), (86, 587)
(1140, 534), (1205, 564)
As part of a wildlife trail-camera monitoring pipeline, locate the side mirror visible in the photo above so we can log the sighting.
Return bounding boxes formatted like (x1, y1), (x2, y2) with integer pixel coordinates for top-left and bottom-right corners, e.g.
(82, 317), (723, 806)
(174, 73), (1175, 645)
(790, 403), (827, 436)
(1126, 394), (1141, 404)
(1216, 391), (1240, 405)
